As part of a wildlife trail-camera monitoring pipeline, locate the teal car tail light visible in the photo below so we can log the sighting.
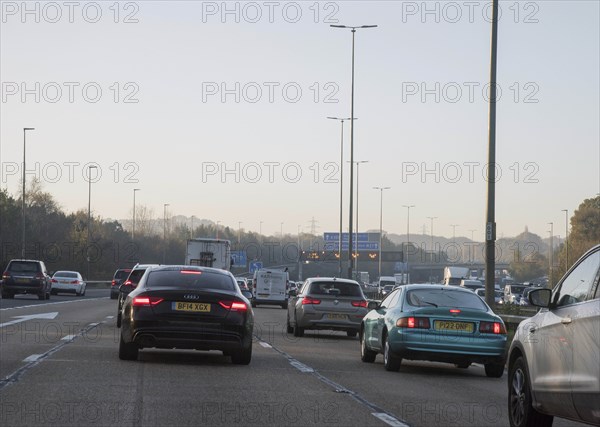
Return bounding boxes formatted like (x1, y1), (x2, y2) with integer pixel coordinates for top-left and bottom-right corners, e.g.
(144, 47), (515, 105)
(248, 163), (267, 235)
(396, 317), (430, 329)
(479, 321), (506, 334)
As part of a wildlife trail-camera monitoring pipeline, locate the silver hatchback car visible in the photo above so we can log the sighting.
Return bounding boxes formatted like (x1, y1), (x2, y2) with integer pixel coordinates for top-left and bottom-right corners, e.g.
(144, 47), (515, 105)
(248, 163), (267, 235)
(286, 277), (368, 338)
(507, 244), (600, 427)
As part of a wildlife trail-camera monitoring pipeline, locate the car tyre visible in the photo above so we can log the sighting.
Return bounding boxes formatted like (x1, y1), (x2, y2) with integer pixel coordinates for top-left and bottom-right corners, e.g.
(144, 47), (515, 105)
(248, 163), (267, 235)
(251, 299), (257, 308)
(383, 333), (401, 372)
(110, 293), (118, 300)
(1, 291), (13, 299)
(360, 331), (377, 363)
(485, 362), (505, 378)
(293, 322), (304, 337)
(231, 346), (252, 365)
(508, 356), (552, 427)
(286, 316), (294, 334)
(38, 291), (45, 300)
(281, 301), (288, 309)
(116, 312), (122, 328)
(50, 289), (57, 295)
(347, 330), (357, 338)
(118, 333), (139, 361)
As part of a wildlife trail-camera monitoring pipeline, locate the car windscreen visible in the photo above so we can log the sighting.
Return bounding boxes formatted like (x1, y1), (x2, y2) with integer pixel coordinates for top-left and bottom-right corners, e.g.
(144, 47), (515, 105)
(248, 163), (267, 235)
(8, 261), (40, 273)
(54, 272), (78, 278)
(510, 286), (526, 295)
(406, 289), (488, 310)
(380, 280), (395, 287)
(308, 281), (363, 297)
(146, 270), (235, 291)
(115, 270), (131, 280)
(127, 269), (147, 284)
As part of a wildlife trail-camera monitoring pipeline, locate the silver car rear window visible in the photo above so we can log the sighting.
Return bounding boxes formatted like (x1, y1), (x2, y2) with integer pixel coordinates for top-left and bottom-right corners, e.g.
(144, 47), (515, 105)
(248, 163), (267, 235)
(308, 281), (363, 297)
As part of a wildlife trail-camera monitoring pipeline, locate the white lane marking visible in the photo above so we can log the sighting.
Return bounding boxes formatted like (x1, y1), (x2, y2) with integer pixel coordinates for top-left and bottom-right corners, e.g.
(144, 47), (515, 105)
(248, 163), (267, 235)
(61, 335), (76, 341)
(0, 312), (59, 329)
(105, 316), (114, 319)
(289, 360), (314, 373)
(259, 342), (272, 348)
(0, 297), (107, 311)
(88, 323), (99, 327)
(23, 354), (42, 363)
(372, 413), (411, 427)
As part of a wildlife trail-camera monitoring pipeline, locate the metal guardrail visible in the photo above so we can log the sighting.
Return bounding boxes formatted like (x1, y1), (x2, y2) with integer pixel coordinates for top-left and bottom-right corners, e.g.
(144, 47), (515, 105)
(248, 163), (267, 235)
(85, 281), (111, 289)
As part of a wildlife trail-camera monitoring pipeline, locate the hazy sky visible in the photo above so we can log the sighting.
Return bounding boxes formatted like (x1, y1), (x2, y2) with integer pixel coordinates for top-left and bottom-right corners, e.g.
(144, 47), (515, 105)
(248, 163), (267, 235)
(1, 1), (598, 239)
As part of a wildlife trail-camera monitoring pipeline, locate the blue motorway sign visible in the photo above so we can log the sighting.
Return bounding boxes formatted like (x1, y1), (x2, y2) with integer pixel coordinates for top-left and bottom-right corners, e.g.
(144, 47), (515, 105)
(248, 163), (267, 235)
(324, 241), (379, 251)
(323, 232), (371, 242)
(231, 251), (247, 268)
(249, 261), (263, 273)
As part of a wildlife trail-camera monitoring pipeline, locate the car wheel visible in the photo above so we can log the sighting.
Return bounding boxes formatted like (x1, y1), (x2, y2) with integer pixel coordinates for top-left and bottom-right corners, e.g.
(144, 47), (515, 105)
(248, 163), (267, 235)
(110, 293), (118, 300)
(50, 289), (57, 295)
(346, 330), (357, 338)
(116, 312), (122, 328)
(251, 300), (257, 308)
(1, 291), (13, 299)
(38, 292), (45, 300)
(485, 362), (505, 378)
(81, 287), (86, 296)
(118, 333), (139, 361)
(293, 321), (304, 337)
(281, 301), (288, 309)
(231, 346), (252, 365)
(360, 331), (377, 363)
(508, 357), (553, 427)
(383, 333), (401, 372)
(286, 316), (294, 334)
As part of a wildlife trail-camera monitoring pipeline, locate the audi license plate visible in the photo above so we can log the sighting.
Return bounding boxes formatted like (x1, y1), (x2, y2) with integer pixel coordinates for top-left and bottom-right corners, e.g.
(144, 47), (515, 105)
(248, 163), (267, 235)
(434, 320), (474, 332)
(173, 302), (211, 312)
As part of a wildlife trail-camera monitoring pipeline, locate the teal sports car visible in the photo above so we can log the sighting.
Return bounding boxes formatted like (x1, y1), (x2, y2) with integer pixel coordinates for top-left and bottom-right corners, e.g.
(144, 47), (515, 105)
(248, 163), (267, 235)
(360, 284), (507, 377)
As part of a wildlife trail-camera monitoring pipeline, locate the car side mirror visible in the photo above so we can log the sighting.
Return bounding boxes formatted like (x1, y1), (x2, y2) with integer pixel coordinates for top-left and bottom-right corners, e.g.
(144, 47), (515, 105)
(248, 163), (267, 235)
(529, 288), (551, 307)
(367, 300), (379, 310)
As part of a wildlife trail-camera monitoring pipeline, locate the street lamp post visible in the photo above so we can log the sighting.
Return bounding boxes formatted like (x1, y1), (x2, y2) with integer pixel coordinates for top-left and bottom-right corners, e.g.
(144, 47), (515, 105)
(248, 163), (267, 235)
(331, 24), (377, 279)
(373, 187), (391, 280)
(238, 221), (243, 245)
(327, 116), (356, 277)
(469, 229), (477, 264)
(548, 222), (553, 288)
(280, 222), (284, 239)
(163, 204), (170, 264)
(21, 127), (35, 258)
(402, 205), (415, 284)
(191, 215), (195, 239)
(427, 216), (438, 283)
(87, 165), (98, 280)
(561, 209), (569, 270)
(132, 188), (140, 241)
(450, 224), (459, 264)
(353, 160), (368, 271)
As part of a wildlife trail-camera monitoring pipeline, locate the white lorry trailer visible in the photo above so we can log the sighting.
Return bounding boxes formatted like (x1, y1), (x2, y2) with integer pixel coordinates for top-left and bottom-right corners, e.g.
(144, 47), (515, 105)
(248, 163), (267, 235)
(443, 266), (470, 286)
(185, 238), (232, 271)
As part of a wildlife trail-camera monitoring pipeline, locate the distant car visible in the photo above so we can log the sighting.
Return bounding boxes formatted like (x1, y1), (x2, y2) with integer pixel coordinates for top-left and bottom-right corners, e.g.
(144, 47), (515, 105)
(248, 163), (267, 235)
(117, 264), (159, 327)
(503, 284), (528, 304)
(118, 265), (253, 364)
(507, 244), (600, 427)
(286, 277), (368, 338)
(360, 284), (507, 377)
(459, 279), (484, 292)
(518, 287), (538, 306)
(381, 284), (395, 296)
(235, 277), (249, 290)
(111, 268), (132, 299)
(1, 259), (52, 300)
(475, 288), (503, 305)
(51, 271), (86, 296)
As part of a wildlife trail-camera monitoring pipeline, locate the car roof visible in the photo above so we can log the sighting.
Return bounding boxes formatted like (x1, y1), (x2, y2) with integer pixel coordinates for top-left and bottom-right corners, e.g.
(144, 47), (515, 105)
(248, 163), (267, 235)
(148, 265), (233, 276)
(304, 277), (360, 285)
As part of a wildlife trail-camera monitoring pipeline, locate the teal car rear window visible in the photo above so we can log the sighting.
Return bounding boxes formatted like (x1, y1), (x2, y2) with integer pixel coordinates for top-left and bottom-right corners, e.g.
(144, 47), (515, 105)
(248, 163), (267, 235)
(406, 289), (487, 310)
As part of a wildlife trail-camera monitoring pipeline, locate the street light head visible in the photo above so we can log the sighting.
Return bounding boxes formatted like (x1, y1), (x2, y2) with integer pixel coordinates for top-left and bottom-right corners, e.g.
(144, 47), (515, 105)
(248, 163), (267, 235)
(24, 127), (35, 131)
(330, 24), (348, 28)
(360, 25), (378, 28)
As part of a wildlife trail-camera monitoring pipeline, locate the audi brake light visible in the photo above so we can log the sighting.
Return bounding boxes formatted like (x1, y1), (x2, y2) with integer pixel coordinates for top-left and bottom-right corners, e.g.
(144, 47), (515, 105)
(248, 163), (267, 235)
(132, 296), (163, 307)
(219, 301), (247, 311)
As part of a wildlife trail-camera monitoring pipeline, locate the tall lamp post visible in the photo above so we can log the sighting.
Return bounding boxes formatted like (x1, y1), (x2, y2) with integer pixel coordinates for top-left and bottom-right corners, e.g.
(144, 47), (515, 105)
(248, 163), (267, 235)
(163, 204), (170, 263)
(21, 127), (35, 258)
(450, 224), (459, 264)
(548, 222), (553, 288)
(238, 221), (243, 245)
(132, 188), (140, 241)
(353, 160), (368, 271)
(561, 209), (569, 270)
(469, 229), (477, 264)
(191, 215), (195, 239)
(86, 165), (98, 279)
(402, 205), (415, 284)
(427, 216), (438, 283)
(331, 23), (377, 279)
(373, 186), (391, 280)
(327, 116), (356, 276)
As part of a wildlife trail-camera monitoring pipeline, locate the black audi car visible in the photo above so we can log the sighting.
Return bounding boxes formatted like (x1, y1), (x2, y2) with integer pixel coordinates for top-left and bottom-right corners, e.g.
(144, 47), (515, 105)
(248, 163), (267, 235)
(118, 265), (253, 364)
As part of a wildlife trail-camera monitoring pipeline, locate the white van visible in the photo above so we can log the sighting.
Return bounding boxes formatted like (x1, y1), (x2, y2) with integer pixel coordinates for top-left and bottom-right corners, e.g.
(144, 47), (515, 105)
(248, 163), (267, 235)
(252, 269), (289, 309)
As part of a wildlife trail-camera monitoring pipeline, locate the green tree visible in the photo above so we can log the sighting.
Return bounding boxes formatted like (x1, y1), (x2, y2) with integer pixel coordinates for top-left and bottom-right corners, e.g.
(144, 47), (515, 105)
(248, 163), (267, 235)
(509, 251), (548, 282)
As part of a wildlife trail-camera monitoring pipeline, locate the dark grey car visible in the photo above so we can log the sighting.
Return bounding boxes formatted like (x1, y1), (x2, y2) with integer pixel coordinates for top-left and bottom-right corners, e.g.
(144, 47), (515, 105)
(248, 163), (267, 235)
(286, 277), (368, 338)
(1, 259), (51, 300)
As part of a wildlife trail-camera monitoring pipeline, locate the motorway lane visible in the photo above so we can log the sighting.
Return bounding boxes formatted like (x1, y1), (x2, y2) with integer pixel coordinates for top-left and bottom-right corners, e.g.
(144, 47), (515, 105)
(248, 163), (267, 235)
(0, 295), (587, 427)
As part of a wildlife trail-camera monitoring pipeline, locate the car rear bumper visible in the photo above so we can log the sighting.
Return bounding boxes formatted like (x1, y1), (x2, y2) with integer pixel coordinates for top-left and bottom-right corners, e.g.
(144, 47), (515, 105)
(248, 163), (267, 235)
(52, 284), (83, 293)
(2, 283), (45, 294)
